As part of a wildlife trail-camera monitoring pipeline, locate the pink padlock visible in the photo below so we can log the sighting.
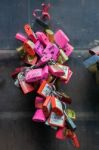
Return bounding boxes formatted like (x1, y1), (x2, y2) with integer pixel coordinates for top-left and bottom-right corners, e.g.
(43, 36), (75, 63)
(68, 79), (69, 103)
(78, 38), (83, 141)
(36, 54), (52, 67)
(43, 43), (59, 61)
(56, 128), (66, 140)
(54, 30), (69, 48)
(15, 33), (27, 42)
(32, 109), (46, 122)
(36, 32), (49, 46)
(63, 43), (74, 56)
(34, 40), (44, 57)
(25, 68), (43, 82)
(49, 64), (64, 77)
(35, 96), (45, 109)
(42, 65), (49, 79)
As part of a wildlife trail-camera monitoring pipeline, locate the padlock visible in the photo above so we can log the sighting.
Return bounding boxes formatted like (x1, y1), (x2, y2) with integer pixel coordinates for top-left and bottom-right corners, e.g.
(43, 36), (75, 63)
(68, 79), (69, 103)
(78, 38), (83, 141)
(49, 64), (64, 77)
(45, 29), (54, 43)
(46, 74), (54, 83)
(54, 30), (69, 48)
(51, 96), (63, 116)
(32, 109), (46, 122)
(15, 33), (27, 42)
(24, 24), (37, 43)
(49, 112), (65, 127)
(58, 65), (69, 81)
(24, 55), (38, 65)
(57, 55), (64, 64)
(71, 133), (80, 148)
(63, 69), (73, 84)
(57, 92), (72, 104)
(63, 43), (74, 56)
(35, 96), (45, 109)
(56, 128), (66, 140)
(43, 96), (51, 117)
(42, 65), (49, 79)
(83, 55), (99, 68)
(11, 67), (24, 79)
(34, 40), (44, 57)
(60, 49), (68, 62)
(43, 43), (59, 61)
(66, 109), (76, 120)
(18, 73), (34, 94)
(65, 112), (76, 131)
(35, 18), (50, 29)
(37, 80), (52, 97)
(25, 68), (43, 82)
(36, 54), (52, 67)
(89, 46), (99, 55)
(23, 40), (35, 56)
(36, 32), (49, 46)
(16, 47), (26, 59)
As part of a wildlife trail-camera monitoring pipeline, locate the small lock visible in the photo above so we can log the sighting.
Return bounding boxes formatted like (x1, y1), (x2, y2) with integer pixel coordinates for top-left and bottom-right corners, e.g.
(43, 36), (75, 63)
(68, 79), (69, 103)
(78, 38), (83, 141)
(45, 29), (54, 43)
(42, 65), (49, 80)
(58, 64), (69, 81)
(54, 29), (69, 48)
(23, 40), (35, 56)
(32, 109), (46, 122)
(63, 69), (73, 84)
(83, 55), (99, 68)
(24, 55), (37, 65)
(15, 33), (27, 43)
(60, 49), (68, 62)
(49, 112), (65, 127)
(36, 32), (49, 46)
(35, 18), (50, 29)
(71, 133), (80, 148)
(49, 64), (64, 77)
(18, 73), (34, 94)
(36, 54), (52, 67)
(35, 96), (45, 109)
(59, 92), (72, 104)
(56, 128), (66, 140)
(25, 68), (43, 82)
(65, 113), (76, 131)
(66, 109), (76, 120)
(43, 43), (59, 61)
(24, 24), (37, 43)
(37, 80), (52, 97)
(63, 43), (74, 56)
(43, 96), (51, 117)
(51, 96), (63, 116)
(34, 40), (44, 57)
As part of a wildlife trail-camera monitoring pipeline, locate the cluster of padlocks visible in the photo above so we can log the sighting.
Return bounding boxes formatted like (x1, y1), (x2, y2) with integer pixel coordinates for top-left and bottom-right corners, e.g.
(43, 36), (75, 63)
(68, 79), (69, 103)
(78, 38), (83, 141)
(11, 7), (80, 148)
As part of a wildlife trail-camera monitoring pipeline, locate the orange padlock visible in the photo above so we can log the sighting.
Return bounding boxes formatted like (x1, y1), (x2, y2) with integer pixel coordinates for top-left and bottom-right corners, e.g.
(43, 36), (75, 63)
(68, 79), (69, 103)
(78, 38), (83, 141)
(24, 24), (37, 43)
(43, 96), (51, 117)
(23, 40), (35, 56)
(37, 80), (52, 97)
(51, 96), (63, 116)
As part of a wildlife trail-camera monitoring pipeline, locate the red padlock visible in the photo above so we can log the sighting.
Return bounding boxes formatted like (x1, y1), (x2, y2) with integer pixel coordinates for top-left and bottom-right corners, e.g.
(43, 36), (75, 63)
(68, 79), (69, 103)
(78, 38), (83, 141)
(24, 24), (37, 43)
(23, 40), (35, 56)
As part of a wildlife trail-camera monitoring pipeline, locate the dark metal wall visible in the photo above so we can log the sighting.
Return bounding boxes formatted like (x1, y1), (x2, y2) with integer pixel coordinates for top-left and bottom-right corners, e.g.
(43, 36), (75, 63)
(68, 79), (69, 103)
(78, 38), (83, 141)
(0, 0), (99, 150)
(0, 0), (99, 49)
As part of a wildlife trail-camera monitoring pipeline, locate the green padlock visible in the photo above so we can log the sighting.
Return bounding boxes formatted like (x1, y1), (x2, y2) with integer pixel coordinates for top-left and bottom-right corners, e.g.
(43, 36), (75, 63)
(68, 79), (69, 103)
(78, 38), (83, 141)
(66, 109), (76, 120)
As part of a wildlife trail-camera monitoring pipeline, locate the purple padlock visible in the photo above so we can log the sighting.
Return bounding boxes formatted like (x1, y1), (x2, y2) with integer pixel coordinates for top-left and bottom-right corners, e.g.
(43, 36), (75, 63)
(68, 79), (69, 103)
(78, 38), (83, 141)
(42, 65), (49, 79)
(54, 30), (69, 48)
(25, 68), (43, 82)
(36, 32), (49, 46)
(43, 43), (59, 61)
(32, 109), (46, 122)
(34, 40), (44, 57)
(36, 54), (52, 67)
(63, 43), (74, 56)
